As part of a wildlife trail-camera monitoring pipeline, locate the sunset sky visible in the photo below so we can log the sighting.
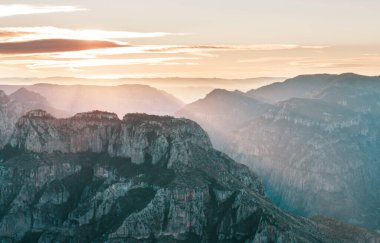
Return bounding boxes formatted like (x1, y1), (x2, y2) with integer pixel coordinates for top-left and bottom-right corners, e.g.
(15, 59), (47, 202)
(1, 0), (380, 81)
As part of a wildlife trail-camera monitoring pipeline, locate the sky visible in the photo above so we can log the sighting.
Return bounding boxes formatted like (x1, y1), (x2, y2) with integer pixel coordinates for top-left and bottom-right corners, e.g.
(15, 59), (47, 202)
(0, 0), (380, 82)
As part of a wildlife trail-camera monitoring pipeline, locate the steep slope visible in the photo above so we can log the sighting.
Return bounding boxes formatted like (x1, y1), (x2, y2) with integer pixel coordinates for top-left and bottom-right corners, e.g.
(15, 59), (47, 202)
(176, 89), (271, 148)
(0, 88), (63, 147)
(23, 84), (184, 117)
(228, 74), (380, 229)
(1, 110), (378, 242)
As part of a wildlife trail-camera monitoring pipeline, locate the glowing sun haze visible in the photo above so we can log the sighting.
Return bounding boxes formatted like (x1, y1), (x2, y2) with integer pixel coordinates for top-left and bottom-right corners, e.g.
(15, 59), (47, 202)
(0, 0), (380, 83)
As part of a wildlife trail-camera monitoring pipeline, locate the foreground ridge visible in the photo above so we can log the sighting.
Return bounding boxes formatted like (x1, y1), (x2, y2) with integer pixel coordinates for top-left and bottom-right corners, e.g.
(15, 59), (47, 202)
(0, 110), (378, 242)
(10, 110), (212, 168)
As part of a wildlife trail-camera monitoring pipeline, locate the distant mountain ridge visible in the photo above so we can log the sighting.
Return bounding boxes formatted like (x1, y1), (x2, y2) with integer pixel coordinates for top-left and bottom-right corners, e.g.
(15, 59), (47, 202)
(0, 76), (285, 103)
(246, 73), (380, 103)
(176, 89), (271, 148)
(0, 83), (185, 117)
(0, 76), (285, 89)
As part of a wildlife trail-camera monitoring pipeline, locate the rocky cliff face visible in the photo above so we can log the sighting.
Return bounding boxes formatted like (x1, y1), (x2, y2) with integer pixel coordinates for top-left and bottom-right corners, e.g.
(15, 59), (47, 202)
(10, 110), (212, 168)
(228, 74), (380, 230)
(1, 110), (378, 242)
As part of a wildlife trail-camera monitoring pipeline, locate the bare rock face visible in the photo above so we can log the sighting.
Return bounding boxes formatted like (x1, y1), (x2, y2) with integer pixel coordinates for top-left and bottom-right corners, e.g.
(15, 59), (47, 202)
(0, 110), (379, 242)
(10, 111), (212, 168)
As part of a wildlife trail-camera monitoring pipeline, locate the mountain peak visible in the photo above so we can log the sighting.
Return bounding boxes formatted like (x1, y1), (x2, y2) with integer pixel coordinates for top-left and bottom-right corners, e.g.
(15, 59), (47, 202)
(10, 87), (48, 104)
(206, 88), (237, 97)
(12, 87), (28, 93)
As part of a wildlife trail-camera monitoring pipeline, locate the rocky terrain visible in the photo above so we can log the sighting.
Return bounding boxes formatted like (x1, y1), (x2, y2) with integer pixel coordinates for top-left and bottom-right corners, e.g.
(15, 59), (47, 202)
(1, 110), (379, 242)
(228, 73), (380, 229)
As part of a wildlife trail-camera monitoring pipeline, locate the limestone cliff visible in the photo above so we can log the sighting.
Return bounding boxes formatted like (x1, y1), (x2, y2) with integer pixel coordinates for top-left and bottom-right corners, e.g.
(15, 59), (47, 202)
(10, 110), (212, 168)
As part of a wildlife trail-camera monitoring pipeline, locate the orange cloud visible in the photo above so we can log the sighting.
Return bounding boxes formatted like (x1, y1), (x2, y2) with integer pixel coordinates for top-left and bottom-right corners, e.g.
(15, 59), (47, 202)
(0, 39), (127, 54)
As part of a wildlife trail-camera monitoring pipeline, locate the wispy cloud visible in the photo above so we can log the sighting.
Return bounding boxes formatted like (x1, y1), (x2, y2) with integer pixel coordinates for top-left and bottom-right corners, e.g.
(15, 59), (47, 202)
(0, 57), (199, 69)
(145, 44), (328, 53)
(0, 25), (325, 58)
(0, 4), (86, 17)
(0, 26), (182, 56)
(0, 27), (179, 42)
(288, 57), (380, 69)
(0, 39), (127, 54)
(48, 44), (328, 59)
(237, 57), (313, 63)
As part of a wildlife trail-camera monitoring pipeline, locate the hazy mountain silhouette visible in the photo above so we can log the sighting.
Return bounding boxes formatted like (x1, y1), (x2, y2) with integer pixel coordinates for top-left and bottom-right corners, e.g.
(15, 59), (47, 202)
(176, 89), (271, 148)
(0, 84), (185, 117)
(246, 73), (348, 103)
(0, 76), (285, 103)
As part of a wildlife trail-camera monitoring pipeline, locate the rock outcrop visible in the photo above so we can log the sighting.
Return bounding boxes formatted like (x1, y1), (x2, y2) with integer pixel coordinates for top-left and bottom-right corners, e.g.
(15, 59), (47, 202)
(10, 111), (212, 168)
(1, 110), (379, 242)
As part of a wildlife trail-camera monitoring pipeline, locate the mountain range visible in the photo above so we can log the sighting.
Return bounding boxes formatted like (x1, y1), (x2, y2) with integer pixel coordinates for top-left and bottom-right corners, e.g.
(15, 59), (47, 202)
(178, 73), (380, 230)
(0, 73), (380, 241)
(0, 84), (184, 118)
(0, 110), (379, 242)
(0, 77), (284, 104)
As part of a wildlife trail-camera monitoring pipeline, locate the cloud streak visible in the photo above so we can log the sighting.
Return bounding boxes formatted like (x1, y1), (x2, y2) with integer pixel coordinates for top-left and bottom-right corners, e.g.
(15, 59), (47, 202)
(0, 27), (178, 42)
(0, 57), (198, 69)
(0, 26), (180, 56)
(145, 44), (328, 53)
(0, 4), (86, 17)
(58, 44), (328, 58)
(0, 39), (127, 54)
